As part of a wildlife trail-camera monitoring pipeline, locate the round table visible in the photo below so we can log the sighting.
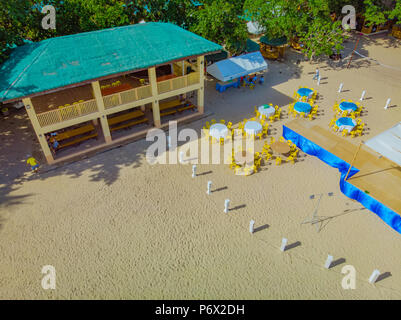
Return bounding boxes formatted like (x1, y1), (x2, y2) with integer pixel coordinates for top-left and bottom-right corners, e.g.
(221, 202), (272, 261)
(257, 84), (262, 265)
(339, 101), (358, 114)
(244, 121), (263, 135)
(234, 151), (254, 166)
(271, 142), (291, 155)
(297, 87), (313, 98)
(209, 123), (229, 139)
(258, 105), (275, 119)
(336, 117), (356, 132)
(294, 101), (312, 114)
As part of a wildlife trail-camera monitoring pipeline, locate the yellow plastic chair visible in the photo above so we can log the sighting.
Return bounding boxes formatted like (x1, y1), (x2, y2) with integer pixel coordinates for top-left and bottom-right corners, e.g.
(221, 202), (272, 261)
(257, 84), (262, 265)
(227, 122), (233, 129)
(275, 157), (282, 165)
(211, 119), (216, 124)
(279, 136), (285, 142)
(220, 119), (226, 124)
(287, 156), (295, 164)
(205, 121), (210, 129)
(342, 129), (349, 137)
(269, 116), (274, 123)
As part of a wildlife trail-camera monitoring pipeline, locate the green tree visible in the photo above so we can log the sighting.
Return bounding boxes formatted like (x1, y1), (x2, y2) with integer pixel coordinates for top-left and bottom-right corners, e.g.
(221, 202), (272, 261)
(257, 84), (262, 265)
(0, 0), (33, 62)
(244, 0), (346, 59)
(363, 0), (401, 26)
(190, 0), (248, 54)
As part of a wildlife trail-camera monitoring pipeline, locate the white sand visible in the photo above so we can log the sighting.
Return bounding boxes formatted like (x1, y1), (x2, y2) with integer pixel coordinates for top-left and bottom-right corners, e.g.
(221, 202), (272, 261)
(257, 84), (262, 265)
(0, 34), (401, 299)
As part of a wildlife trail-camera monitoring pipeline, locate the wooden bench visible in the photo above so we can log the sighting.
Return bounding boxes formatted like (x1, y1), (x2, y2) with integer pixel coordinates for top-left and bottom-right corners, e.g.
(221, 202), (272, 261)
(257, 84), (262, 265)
(108, 110), (148, 132)
(58, 132), (98, 149)
(110, 118), (148, 132)
(178, 103), (196, 112)
(51, 124), (95, 142)
(158, 99), (196, 117)
(107, 110), (146, 126)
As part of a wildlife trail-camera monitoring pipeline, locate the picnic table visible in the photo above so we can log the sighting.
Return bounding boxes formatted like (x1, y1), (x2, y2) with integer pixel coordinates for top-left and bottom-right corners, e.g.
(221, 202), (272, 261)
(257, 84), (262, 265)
(101, 83), (133, 96)
(271, 142), (291, 155)
(294, 101), (312, 114)
(216, 78), (240, 93)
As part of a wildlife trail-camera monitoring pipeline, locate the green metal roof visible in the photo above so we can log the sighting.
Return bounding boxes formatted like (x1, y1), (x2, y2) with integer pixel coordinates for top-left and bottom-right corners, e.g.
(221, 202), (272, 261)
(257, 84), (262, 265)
(0, 22), (222, 102)
(260, 36), (288, 46)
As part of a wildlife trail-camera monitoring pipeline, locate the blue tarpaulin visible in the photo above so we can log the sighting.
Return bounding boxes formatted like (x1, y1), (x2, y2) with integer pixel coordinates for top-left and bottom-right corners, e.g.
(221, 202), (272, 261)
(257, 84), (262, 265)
(206, 51), (267, 82)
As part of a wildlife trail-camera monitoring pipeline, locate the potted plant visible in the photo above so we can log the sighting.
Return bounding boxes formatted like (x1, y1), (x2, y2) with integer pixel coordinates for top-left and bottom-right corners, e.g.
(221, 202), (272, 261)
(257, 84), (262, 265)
(1, 107), (9, 116)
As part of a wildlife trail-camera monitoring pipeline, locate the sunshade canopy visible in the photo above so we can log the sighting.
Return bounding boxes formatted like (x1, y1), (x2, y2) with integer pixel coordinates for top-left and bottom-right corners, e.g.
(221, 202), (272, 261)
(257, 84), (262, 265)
(365, 122), (401, 166)
(206, 51), (267, 82)
(0, 22), (222, 102)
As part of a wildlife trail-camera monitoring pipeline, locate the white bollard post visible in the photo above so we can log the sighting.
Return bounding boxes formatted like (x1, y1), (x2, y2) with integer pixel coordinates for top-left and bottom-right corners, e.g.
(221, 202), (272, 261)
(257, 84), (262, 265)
(224, 199), (230, 213)
(324, 255), (334, 269)
(368, 269), (381, 284)
(280, 238), (288, 252)
(317, 75), (321, 86)
(249, 220), (255, 234)
(179, 151), (184, 164)
(384, 98), (391, 110)
(360, 90), (366, 101)
(338, 83), (343, 93)
(192, 165), (197, 178)
(206, 181), (212, 195)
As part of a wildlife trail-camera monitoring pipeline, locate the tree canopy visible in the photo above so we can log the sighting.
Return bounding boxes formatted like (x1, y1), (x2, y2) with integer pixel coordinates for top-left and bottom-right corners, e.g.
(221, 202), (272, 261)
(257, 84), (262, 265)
(1, 0), (400, 64)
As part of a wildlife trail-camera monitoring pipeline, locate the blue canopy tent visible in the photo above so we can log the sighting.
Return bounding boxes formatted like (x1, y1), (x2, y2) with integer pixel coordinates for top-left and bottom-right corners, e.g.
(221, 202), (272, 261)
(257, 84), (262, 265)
(206, 51), (268, 82)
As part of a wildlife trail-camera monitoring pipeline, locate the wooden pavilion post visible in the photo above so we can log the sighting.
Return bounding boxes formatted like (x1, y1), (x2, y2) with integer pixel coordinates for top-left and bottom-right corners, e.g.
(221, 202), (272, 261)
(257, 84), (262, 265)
(197, 56), (205, 114)
(91, 81), (112, 143)
(22, 98), (54, 164)
(148, 67), (161, 128)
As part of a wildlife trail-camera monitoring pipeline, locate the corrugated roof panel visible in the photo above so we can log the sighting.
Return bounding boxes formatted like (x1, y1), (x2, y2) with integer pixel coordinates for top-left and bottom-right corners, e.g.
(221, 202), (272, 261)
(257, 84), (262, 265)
(0, 22), (222, 101)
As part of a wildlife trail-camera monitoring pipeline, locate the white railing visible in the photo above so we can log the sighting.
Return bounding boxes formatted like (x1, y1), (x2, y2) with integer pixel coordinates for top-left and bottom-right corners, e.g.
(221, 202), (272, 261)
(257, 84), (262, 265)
(103, 85), (152, 109)
(157, 73), (200, 95)
(36, 99), (98, 127)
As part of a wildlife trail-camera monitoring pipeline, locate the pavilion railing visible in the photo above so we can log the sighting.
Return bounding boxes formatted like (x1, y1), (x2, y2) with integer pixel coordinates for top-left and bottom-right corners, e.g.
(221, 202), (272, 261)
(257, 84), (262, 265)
(157, 72), (200, 95)
(103, 84), (152, 109)
(36, 99), (98, 128)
